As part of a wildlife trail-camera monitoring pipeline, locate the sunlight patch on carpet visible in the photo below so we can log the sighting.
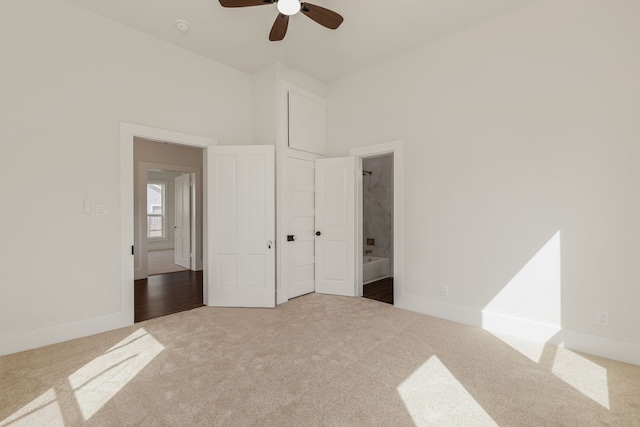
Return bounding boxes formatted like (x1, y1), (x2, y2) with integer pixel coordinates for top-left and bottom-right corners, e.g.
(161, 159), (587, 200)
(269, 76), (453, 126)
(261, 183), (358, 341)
(397, 355), (498, 426)
(488, 331), (546, 363)
(68, 328), (164, 421)
(552, 347), (610, 409)
(0, 388), (63, 427)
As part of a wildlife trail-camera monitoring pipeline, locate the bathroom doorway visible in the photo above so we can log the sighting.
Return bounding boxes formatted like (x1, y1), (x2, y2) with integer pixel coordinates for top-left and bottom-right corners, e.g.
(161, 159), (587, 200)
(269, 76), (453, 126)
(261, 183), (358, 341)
(349, 140), (404, 307)
(361, 154), (394, 304)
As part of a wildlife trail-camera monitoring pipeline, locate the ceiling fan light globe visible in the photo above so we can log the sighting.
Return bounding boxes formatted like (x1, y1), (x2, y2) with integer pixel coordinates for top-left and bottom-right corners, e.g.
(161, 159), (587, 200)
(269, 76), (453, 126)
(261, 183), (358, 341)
(277, 0), (301, 16)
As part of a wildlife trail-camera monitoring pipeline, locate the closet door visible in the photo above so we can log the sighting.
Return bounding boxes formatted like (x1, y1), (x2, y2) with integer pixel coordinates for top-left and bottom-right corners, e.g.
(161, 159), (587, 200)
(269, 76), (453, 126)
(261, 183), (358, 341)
(207, 146), (275, 307)
(287, 157), (316, 299)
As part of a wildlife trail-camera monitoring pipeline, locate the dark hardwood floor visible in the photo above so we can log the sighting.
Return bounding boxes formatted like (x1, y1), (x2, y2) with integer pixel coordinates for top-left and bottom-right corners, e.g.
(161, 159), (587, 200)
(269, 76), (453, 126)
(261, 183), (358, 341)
(135, 271), (390, 321)
(134, 270), (204, 322)
(363, 277), (393, 305)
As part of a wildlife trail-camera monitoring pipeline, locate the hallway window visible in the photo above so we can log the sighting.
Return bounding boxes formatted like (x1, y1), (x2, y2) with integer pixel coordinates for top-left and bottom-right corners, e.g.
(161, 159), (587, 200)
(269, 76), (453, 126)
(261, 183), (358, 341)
(147, 182), (166, 238)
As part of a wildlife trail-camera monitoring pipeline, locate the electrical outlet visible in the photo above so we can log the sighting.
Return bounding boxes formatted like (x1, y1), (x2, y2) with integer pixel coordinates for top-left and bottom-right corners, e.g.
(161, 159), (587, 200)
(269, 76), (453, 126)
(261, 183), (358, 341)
(596, 310), (609, 326)
(440, 284), (449, 297)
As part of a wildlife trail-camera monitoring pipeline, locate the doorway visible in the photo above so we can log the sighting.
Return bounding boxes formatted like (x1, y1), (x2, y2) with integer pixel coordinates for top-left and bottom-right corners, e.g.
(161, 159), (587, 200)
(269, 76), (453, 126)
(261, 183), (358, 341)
(134, 140), (203, 279)
(350, 140), (404, 306)
(134, 140), (204, 321)
(361, 154), (394, 304)
(145, 168), (197, 276)
(121, 123), (215, 326)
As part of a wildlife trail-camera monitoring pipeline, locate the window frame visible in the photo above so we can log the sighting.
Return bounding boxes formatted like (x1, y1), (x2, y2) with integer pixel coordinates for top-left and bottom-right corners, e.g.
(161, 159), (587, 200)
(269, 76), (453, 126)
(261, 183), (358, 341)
(146, 180), (168, 240)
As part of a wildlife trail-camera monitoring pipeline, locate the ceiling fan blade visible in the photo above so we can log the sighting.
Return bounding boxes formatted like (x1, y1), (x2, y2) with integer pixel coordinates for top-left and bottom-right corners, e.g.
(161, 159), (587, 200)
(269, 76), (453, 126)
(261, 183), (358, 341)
(219, 0), (273, 7)
(269, 14), (289, 41)
(300, 3), (343, 30)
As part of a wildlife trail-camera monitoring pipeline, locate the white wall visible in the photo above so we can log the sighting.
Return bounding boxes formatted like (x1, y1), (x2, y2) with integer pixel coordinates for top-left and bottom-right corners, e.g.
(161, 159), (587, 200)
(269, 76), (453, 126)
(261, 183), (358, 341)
(0, 0), (252, 354)
(252, 64), (279, 146)
(327, 0), (640, 362)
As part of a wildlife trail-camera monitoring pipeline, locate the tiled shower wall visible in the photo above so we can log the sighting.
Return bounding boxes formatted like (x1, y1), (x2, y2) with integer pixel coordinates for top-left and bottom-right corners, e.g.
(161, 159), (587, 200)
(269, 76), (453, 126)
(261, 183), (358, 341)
(363, 155), (393, 272)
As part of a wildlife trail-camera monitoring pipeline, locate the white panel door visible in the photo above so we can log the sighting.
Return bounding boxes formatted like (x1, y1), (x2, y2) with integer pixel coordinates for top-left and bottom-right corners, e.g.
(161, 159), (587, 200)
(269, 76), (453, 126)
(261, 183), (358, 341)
(315, 157), (356, 296)
(287, 158), (316, 299)
(207, 145), (275, 308)
(174, 174), (191, 269)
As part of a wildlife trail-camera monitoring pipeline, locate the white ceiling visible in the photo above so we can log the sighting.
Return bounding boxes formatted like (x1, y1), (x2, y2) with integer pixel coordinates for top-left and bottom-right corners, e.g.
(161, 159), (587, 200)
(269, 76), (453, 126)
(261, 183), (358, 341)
(65, 0), (540, 82)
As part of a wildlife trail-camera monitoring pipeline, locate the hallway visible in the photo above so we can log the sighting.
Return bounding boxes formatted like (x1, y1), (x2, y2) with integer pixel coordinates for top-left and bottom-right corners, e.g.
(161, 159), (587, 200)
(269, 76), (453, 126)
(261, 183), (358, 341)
(134, 270), (203, 322)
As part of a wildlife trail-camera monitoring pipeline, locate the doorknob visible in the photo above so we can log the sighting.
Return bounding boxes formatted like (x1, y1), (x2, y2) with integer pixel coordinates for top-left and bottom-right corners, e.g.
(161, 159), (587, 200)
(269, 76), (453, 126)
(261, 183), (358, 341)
(287, 235), (296, 242)
(316, 231), (321, 236)
(267, 240), (273, 249)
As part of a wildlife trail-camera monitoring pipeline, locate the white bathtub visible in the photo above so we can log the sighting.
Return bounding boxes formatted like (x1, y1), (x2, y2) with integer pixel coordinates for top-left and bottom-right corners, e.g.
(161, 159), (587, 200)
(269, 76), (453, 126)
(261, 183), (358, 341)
(363, 256), (390, 285)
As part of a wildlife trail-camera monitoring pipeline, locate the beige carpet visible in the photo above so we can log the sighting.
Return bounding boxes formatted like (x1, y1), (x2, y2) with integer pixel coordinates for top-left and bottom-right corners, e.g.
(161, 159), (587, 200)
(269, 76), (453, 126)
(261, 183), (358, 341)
(1, 294), (639, 426)
(148, 249), (188, 276)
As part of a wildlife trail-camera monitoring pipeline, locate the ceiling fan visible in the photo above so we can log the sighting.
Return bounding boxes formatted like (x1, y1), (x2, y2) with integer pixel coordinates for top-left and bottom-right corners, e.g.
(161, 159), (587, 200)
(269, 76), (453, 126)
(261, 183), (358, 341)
(219, 0), (344, 41)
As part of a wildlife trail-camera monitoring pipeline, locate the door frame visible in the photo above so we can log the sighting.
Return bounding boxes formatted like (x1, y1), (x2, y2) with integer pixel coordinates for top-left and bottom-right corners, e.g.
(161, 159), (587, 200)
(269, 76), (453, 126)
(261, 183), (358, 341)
(138, 163), (201, 279)
(349, 141), (404, 302)
(121, 122), (216, 323)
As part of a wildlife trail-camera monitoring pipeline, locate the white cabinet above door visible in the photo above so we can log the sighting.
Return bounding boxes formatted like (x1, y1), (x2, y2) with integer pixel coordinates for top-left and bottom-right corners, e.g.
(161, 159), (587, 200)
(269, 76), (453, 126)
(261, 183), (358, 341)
(207, 145), (276, 308)
(288, 90), (326, 155)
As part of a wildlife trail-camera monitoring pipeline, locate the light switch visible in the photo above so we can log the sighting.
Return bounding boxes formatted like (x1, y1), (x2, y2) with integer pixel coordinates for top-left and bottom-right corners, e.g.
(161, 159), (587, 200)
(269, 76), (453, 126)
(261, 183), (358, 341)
(84, 199), (91, 214)
(96, 205), (110, 216)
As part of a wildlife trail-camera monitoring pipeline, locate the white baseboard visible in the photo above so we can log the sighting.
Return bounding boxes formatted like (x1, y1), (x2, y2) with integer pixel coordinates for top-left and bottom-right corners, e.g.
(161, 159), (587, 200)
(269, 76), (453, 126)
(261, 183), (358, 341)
(395, 293), (640, 366)
(0, 312), (132, 357)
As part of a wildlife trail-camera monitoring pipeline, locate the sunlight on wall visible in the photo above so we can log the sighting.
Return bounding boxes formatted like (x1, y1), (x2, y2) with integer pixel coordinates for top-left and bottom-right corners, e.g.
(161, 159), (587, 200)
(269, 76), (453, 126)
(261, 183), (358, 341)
(483, 231), (562, 327)
(68, 328), (165, 421)
(552, 347), (610, 409)
(481, 230), (610, 409)
(0, 388), (63, 427)
(397, 355), (498, 426)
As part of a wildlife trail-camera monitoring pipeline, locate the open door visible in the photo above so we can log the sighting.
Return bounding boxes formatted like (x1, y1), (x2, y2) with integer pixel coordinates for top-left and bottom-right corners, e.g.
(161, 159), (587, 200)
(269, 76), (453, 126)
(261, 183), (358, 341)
(287, 157), (317, 299)
(315, 157), (357, 296)
(207, 145), (276, 308)
(174, 173), (191, 269)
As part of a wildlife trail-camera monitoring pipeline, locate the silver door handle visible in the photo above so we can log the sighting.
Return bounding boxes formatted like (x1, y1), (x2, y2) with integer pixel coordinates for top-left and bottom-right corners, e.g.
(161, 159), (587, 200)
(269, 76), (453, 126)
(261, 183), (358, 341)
(267, 240), (273, 249)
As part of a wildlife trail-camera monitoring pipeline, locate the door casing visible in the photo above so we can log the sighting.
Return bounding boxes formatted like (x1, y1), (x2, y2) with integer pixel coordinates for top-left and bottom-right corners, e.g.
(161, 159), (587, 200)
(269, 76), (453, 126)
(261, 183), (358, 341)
(121, 122), (216, 323)
(349, 141), (404, 301)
